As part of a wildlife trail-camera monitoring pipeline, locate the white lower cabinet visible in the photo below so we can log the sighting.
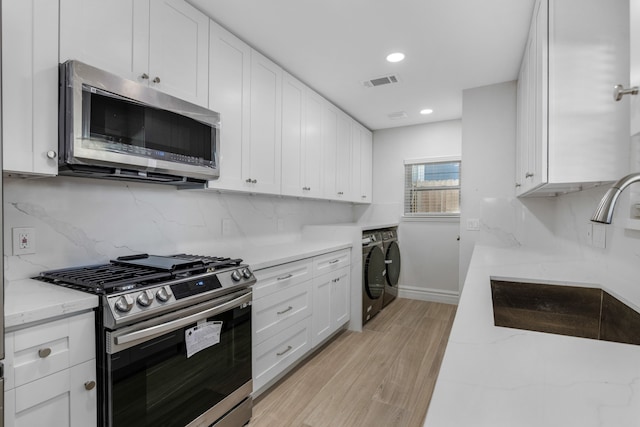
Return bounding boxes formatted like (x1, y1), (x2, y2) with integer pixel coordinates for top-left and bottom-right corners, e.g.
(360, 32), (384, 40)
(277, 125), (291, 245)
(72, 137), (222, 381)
(4, 311), (97, 427)
(252, 248), (351, 395)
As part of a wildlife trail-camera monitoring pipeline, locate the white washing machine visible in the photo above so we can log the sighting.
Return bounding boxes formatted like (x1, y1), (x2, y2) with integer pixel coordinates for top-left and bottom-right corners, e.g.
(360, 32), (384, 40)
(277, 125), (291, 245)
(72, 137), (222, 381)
(382, 227), (401, 308)
(362, 231), (386, 324)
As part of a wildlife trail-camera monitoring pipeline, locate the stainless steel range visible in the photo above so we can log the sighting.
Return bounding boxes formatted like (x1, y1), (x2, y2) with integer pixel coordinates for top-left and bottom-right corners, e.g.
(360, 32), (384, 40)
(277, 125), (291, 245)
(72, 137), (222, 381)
(38, 253), (255, 427)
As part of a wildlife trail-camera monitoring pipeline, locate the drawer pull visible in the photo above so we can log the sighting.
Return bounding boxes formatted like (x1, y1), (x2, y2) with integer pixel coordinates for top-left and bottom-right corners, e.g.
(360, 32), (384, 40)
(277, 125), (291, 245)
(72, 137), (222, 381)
(277, 306), (293, 315)
(277, 274), (293, 281)
(276, 345), (293, 356)
(38, 348), (52, 358)
(329, 259), (340, 264)
(84, 381), (96, 391)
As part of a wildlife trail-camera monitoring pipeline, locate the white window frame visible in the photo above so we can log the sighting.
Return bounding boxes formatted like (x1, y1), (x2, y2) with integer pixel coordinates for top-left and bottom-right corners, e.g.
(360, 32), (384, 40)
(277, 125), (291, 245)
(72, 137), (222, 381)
(402, 155), (461, 221)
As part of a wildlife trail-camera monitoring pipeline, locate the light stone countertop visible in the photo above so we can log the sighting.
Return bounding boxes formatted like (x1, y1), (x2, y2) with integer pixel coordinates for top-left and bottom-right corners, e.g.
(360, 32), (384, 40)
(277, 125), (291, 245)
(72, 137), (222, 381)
(5, 278), (99, 331)
(238, 239), (353, 271)
(424, 245), (640, 427)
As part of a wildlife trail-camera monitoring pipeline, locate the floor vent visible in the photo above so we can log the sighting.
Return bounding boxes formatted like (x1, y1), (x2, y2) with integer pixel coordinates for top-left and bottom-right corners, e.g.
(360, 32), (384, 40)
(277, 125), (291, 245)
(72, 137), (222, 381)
(362, 74), (401, 88)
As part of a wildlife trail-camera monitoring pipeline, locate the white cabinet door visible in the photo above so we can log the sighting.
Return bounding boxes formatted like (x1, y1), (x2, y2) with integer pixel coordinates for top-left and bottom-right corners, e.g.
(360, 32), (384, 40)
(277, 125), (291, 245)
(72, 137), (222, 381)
(69, 360), (98, 427)
(2, 0), (59, 176)
(335, 112), (353, 200)
(350, 122), (372, 203)
(59, 0), (148, 82)
(322, 102), (339, 198)
(359, 127), (373, 203)
(311, 274), (332, 347)
(248, 50), (283, 194)
(331, 267), (350, 328)
(303, 89), (324, 198)
(208, 20), (251, 191)
(5, 360), (96, 427)
(148, 0), (209, 106)
(281, 73), (305, 196)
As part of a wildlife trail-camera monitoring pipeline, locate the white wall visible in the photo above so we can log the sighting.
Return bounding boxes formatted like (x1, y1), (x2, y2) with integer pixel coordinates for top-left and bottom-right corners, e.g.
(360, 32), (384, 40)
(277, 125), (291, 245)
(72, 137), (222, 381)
(356, 120), (462, 303)
(3, 176), (354, 281)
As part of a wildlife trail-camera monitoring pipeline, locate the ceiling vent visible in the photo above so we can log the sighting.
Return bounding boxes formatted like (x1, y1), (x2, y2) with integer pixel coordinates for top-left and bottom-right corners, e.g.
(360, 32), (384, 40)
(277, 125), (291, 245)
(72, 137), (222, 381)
(388, 111), (408, 120)
(362, 74), (401, 88)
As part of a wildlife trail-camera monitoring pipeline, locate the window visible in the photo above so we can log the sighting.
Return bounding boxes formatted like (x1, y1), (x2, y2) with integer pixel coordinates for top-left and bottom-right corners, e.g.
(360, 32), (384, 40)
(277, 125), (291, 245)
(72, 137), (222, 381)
(404, 157), (460, 217)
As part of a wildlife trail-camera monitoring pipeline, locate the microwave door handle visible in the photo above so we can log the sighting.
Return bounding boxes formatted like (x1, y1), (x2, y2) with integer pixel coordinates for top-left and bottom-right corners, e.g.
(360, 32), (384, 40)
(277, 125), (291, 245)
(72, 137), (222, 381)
(114, 292), (252, 346)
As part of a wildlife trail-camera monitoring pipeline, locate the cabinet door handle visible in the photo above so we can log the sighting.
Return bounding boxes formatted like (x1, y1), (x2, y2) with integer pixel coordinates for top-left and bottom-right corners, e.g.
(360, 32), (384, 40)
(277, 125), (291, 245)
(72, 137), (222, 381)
(515, 182), (521, 188)
(277, 306), (293, 315)
(84, 381), (96, 391)
(38, 348), (51, 358)
(252, 179), (258, 184)
(277, 273), (293, 281)
(46, 150), (57, 159)
(329, 259), (340, 264)
(276, 345), (293, 356)
(140, 73), (149, 80)
(525, 172), (534, 178)
(152, 76), (161, 84)
(337, 192), (344, 195)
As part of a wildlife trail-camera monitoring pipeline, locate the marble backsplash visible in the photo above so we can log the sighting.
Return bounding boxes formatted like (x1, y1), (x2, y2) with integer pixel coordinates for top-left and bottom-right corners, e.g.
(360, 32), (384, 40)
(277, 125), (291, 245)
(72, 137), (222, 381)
(3, 176), (354, 281)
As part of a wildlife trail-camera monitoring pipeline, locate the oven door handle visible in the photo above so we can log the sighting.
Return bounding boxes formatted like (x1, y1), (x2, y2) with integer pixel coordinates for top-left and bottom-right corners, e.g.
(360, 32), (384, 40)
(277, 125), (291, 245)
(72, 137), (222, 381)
(114, 292), (252, 346)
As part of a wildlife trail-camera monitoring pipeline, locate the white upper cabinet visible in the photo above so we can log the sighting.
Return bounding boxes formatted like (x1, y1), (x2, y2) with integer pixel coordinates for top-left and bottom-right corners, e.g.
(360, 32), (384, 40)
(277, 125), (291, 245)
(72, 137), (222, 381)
(60, 0), (209, 107)
(281, 73), (323, 198)
(323, 105), (353, 201)
(516, 0), (629, 196)
(2, 0), (59, 176)
(208, 24), (283, 195)
(208, 19), (251, 191)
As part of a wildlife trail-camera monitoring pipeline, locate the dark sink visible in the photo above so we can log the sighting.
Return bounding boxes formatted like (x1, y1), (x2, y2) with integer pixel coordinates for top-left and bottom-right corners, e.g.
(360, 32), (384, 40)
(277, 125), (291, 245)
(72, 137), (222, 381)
(490, 279), (640, 345)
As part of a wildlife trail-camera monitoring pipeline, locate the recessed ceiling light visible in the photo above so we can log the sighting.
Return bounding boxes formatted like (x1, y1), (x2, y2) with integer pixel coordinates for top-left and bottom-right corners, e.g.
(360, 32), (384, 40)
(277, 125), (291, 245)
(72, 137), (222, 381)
(420, 109), (434, 115)
(386, 52), (405, 63)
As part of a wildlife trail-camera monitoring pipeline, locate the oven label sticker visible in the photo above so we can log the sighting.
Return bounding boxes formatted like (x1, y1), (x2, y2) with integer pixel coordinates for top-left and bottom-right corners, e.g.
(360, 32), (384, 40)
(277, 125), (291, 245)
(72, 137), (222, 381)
(185, 321), (223, 358)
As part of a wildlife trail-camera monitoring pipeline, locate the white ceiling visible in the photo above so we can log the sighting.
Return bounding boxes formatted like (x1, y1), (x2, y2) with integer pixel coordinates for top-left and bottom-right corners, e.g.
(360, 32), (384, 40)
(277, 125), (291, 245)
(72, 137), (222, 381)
(188, 0), (535, 131)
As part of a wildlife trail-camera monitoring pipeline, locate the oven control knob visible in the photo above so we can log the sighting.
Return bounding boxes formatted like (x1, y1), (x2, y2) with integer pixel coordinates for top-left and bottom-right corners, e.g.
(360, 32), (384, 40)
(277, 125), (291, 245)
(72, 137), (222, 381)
(241, 268), (252, 279)
(156, 287), (171, 303)
(114, 295), (134, 313)
(231, 270), (241, 282)
(137, 290), (153, 307)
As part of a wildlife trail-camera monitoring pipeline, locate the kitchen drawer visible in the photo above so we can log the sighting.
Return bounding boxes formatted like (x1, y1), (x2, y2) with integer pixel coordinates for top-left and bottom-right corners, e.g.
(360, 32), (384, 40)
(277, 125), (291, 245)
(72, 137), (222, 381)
(253, 316), (312, 392)
(6, 311), (95, 389)
(312, 249), (351, 275)
(253, 280), (312, 345)
(253, 258), (313, 299)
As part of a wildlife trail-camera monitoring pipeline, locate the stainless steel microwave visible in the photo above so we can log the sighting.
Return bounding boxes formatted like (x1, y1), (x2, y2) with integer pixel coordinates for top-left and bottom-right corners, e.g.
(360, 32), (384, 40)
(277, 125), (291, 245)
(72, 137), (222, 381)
(59, 60), (220, 187)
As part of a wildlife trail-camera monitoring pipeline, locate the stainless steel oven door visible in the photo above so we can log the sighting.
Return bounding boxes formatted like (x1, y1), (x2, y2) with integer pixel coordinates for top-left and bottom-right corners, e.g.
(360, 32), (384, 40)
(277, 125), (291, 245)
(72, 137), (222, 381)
(105, 289), (252, 427)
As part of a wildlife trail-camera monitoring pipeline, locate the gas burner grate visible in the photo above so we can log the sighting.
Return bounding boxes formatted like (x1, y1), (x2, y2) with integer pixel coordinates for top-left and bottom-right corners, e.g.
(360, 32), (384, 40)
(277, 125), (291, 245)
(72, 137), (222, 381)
(39, 264), (172, 293)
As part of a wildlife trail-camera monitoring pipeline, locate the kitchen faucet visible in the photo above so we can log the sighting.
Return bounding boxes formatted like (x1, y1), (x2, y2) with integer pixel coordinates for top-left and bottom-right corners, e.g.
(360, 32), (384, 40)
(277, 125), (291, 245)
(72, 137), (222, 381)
(591, 173), (640, 224)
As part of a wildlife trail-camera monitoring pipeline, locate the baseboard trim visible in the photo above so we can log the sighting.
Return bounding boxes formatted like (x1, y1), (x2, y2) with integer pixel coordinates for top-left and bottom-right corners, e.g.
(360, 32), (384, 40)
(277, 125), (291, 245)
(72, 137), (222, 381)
(398, 285), (459, 305)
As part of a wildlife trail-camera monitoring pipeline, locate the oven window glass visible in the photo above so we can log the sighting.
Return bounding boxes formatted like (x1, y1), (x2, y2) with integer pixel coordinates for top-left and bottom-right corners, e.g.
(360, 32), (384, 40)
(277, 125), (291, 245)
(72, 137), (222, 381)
(85, 89), (214, 162)
(109, 305), (251, 427)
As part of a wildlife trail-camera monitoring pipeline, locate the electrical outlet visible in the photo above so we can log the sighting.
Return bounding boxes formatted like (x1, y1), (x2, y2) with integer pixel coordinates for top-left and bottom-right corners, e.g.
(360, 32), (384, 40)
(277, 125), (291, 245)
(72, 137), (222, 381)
(13, 227), (36, 255)
(466, 218), (481, 231)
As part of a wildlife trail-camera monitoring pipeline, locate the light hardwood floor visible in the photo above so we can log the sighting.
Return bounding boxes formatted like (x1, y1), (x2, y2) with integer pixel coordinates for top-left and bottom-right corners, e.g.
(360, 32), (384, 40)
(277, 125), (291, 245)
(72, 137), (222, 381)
(249, 298), (457, 427)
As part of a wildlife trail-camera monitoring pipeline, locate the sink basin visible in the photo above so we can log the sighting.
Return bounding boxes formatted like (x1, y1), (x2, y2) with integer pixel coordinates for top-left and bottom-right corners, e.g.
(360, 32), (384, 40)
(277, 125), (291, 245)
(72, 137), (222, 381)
(490, 279), (640, 345)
